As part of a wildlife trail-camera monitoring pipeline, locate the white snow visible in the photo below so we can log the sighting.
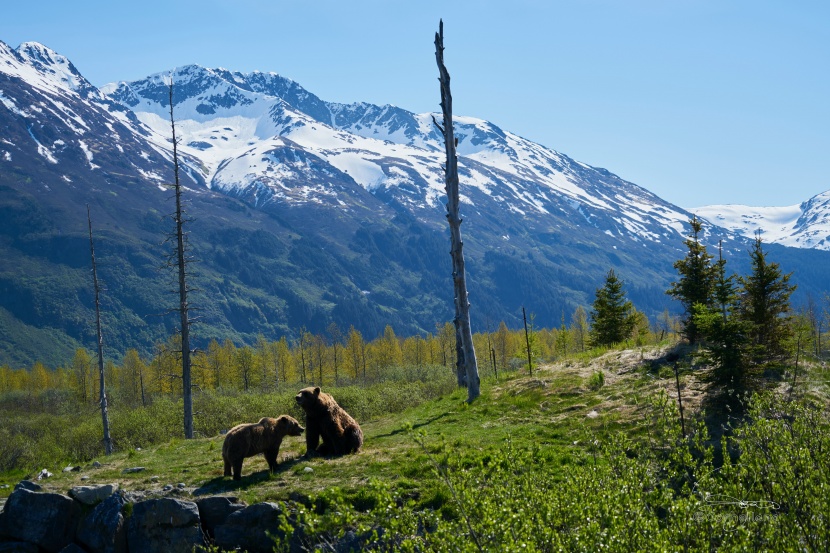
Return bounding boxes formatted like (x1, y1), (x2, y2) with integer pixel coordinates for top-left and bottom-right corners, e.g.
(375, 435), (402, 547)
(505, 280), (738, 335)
(26, 126), (57, 164)
(0, 91), (28, 117)
(692, 204), (801, 241)
(78, 140), (100, 169)
(0, 42), (101, 99)
(327, 152), (386, 190)
(692, 200), (830, 251)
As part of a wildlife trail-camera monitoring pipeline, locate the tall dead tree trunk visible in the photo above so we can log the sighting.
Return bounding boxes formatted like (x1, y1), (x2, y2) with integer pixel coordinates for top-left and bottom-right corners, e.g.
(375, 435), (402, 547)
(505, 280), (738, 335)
(87, 206), (113, 455)
(167, 79), (194, 439)
(522, 306), (534, 377)
(434, 20), (480, 402)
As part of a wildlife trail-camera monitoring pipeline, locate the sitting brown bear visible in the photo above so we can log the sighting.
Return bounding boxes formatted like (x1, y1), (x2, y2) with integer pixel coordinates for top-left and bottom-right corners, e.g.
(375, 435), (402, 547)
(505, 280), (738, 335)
(295, 387), (363, 456)
(222, 415), (304, 480)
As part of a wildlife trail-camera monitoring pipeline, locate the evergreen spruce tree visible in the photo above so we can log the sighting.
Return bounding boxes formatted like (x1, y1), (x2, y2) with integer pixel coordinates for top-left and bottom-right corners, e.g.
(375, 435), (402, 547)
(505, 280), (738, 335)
(590, 269), (636, 347)
(693, 241), (750, 387)
(667, 216), (715, 344)
(738, 234), (796, 364)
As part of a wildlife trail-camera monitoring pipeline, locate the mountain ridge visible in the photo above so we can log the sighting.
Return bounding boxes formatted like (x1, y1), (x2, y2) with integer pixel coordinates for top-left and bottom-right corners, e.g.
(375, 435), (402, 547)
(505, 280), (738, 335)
(2, 39), (830, 368)
(692, 189), (830, 250)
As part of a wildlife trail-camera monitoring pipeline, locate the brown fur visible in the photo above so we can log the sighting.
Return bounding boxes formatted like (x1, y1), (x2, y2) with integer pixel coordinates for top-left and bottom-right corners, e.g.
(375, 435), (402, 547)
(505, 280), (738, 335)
(222, 415), (304, 480)
(295, 386), (363, 456)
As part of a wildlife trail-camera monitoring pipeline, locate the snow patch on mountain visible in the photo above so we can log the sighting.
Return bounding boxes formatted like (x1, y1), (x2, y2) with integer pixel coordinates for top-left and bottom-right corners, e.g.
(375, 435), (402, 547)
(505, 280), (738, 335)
(25, 125), (57, 164)
(0, 90), (28, 117)
(78, 139), (99, 169)
(693, 195), (830, 251)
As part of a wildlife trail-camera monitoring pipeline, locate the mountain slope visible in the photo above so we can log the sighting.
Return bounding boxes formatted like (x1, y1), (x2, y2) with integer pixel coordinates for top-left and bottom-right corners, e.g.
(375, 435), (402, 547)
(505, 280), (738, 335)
(3, 40), (830, 367)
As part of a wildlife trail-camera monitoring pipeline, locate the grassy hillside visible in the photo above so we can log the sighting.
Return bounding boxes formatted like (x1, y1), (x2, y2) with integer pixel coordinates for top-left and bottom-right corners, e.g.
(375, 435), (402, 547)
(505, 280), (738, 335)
(2, 345), (829, 551)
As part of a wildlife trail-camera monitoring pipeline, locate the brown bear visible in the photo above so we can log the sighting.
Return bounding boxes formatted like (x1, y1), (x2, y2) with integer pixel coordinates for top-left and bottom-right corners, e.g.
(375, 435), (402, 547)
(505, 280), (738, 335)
(295, 387), (363, 456)
(222, 415), (304, 480)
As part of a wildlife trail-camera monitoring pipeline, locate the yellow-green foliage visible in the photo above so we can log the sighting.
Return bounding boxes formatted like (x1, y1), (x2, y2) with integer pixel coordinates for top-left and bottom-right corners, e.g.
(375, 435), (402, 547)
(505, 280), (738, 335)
(0, 319), (674, 472)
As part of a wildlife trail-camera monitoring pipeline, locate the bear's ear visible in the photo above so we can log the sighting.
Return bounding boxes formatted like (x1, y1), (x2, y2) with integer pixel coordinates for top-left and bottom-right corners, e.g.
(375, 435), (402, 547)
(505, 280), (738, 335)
(313, 387), (321, 396)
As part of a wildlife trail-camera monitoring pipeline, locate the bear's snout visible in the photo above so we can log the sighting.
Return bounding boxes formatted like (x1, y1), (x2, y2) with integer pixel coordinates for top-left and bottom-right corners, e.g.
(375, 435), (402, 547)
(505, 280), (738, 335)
(290, 424), (305, 436)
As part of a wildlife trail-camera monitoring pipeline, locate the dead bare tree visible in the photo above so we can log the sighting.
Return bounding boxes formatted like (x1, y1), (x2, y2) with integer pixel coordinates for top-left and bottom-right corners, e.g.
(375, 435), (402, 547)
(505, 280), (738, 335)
(522, 307), (534, 378)
(87, 205), (113, 455)
(165, 77), (195, 439)
(433, 20), (480, 402)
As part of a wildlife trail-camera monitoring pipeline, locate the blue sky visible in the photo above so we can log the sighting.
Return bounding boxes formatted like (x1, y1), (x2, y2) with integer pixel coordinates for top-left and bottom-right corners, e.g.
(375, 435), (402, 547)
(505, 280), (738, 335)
(2, 0), (828, 208)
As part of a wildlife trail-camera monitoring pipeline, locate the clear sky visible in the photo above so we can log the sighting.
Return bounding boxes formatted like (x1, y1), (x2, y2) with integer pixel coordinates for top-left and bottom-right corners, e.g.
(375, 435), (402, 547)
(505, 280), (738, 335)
(2, 0), (828, 208)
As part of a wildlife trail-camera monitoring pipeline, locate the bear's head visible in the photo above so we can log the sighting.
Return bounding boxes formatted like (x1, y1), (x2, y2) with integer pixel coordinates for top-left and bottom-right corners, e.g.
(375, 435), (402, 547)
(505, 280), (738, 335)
(295, 386), (322, 410)
(277, 415), (305, 437)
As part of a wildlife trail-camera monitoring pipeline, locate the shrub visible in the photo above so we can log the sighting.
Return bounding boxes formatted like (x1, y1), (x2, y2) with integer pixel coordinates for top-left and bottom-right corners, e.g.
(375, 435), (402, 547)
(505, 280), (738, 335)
(587, 370), (605, 390)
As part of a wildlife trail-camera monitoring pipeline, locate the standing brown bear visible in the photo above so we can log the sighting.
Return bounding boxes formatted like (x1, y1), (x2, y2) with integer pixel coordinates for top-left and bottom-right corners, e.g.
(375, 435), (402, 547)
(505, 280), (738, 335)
(222, 415), (304, 480)
(295, 387), (363, 456)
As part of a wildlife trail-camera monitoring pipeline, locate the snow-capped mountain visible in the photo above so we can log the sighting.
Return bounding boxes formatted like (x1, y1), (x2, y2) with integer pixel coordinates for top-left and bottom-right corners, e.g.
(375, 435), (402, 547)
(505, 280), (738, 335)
(3, 39), (830, 367)
(0, 40), (198, 191)
(693, 191), (830, 251)
(102, 64), (694, 247)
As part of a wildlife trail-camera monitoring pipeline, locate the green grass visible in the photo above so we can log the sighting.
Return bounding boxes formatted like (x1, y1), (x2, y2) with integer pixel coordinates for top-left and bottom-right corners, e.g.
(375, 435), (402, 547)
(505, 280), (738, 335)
(0, 347), (669, 503)
(2, 345), (829, 552)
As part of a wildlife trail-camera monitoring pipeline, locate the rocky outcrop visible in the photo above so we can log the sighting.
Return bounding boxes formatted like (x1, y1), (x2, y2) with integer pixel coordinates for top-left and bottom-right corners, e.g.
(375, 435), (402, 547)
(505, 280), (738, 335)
(0, 481), (321, 552)
(70, 484), (116, 506)
(126, 498), (206, 553)
(0, 488), (81, 553)
(214, 502), (303, 553)
(76, 492), (128, 553)
(196, 495), (245, 539)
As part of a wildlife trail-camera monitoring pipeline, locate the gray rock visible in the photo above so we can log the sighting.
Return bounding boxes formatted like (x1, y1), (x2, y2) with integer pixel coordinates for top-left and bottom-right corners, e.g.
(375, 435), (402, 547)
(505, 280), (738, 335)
(214, 502), (300, 553)
(122, 491), (145, 503)
(162, 485), (173, 492)
(121, 467), (145, 474)
(76, 492), (128, 553)
(126, 498), (205, 553)
(92, 461), (102, 468)
(196, 496), (246, 538)
(70, 484), (116, 506)
(0, 488), (81, 553)
(36, 469), (53, 480)
(14, 481), (41, 492)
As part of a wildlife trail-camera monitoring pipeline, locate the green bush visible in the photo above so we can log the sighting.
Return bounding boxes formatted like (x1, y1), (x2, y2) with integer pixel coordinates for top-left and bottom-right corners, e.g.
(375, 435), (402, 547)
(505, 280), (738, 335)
(109, 398), (180, 450)
(587, 370), (605, 390)
(0, 363), (457, 471)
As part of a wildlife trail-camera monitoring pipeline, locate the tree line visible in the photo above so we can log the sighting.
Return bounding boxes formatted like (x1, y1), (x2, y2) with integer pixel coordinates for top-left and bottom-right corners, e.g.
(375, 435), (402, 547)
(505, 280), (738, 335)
(2, 217), (811, 407)
(0, 310), (670, 403)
